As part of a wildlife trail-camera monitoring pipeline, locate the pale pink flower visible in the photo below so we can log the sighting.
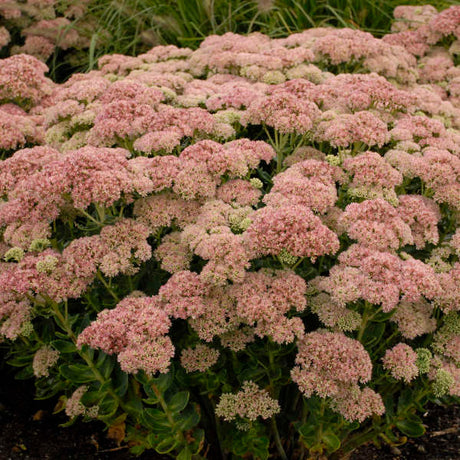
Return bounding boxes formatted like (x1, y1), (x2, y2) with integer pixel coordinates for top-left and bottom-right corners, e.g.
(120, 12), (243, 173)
(133, 130), (182, 154)
(435, 263), (460, 312)
(216, 381), (280, 422)
(243, 90), (320, 134)
(159, 271), (209, 320)
(0, 54), (54, 109)
(330, 385), (385, 422)
(133, 192), (201, 232)
(180, 344), (220, 373)
(78, 295), (173, 375)
(263, 159), (343, 214)
(315, 111), (389, 148)
(33, 345), (59, 377)
(154, 232), (192, 274)
(391, 299), (436, 339)
(397, 195), (440, 249)
(383, 343), (419, 383)
(65, 386), (88, 418)
(244, 204), (340, 260)
(340, 199), (413, 250)
(98, 219), (152, 277)
(342, 151), (402, 190)
(13, 36), (55, 61)
(292, 331), (373, 398)
(0, 26), (10, 49)
(217, 179), (262, 206)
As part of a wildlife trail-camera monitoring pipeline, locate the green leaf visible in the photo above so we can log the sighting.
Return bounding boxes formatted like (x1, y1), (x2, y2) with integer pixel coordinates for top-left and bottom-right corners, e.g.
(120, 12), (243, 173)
(397, 388), (414, 413)
(7, 355), (34, 367)
(96, 353), (115, 379)
(322, 431), (341, 452)
(14, 365), (34, 380)
(176, 405), (200, 431)
(238, 366), (266, 383)
(395, 419), (426, 437)
(168, 391), (189, 414)
(113, 369), (128, 397)
(177, 446), (192, 460)
(98, 395), (119, 418)
(189, 428), (204, 454)
(298, 423), (316, 440)
(155, 435), (179, 454)
(129, 444), (145, 456)
(141, 408), (172, 433)
(152, 371), (173, 392)
(59, 364), (95, 383)
(362, 322), (385, 347)
(51, 340), (76, 353)
(252, 436), (270, 460)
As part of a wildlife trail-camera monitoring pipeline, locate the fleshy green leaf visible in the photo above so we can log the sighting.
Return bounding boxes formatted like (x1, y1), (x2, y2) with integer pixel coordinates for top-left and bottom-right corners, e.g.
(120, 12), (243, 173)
(322, 431), (341, 452)
(395, 419), (426, 437)
(51, 340), (76, 353)
(155, 435), (179, 454)
(59, 364), (96, 383)
(168, 391), (189, 414)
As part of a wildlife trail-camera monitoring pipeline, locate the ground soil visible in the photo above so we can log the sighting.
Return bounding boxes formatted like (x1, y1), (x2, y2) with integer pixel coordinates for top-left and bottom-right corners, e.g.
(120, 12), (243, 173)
(0, 366), (458, 460)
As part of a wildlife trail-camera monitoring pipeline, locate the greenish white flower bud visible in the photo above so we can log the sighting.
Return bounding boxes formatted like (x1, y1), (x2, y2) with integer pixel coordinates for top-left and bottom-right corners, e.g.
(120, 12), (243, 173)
(432, 368), (454, 397)
(36, 255), (59, 274)
(4, 247), (25, 262)
(415, 348), (432, 374)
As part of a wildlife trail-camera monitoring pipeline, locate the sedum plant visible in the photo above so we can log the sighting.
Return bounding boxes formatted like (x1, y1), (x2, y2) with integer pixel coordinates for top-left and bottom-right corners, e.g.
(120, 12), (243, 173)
(1, 4), (460, 459)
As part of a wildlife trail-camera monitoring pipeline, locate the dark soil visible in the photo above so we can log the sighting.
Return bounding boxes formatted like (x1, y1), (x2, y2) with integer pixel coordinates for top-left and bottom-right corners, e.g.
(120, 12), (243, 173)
(350, 403), (460, 460)
(0, 366), (458, 459)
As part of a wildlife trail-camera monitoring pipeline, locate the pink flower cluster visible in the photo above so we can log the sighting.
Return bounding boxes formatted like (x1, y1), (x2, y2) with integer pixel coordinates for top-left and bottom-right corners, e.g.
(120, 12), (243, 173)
(313, 245), (440, 313)
(382, 343), (419, 383)
(77, 295), (174, 375)
(291, 331), (384, 421)
(215, 380), (280, 423)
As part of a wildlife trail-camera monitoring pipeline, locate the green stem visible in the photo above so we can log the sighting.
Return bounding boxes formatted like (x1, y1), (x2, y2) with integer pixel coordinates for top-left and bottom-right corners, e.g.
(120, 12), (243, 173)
(77, 208), (103, 227)
(96, 271), (120, 302)
(373, 330), (399, 356)
(95, 204), (106, 223)
(291, 257), (305, 271)
(340, 425), (378, 455)
(357, 301), (375, 342)
(150, 382), (187, 446)
(271, 416), (288, 460)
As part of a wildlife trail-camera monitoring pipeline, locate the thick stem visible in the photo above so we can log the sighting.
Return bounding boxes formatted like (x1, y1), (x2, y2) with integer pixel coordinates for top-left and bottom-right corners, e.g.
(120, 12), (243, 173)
(150, 382), (187, 448)
(96, 271), (120, 302)
(77, 208), (103, 227)
(271, 417), (288, 460)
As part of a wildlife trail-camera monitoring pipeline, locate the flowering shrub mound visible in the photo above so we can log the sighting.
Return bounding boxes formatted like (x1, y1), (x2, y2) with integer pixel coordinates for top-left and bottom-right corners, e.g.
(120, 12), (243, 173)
(1, 5), (460, 459)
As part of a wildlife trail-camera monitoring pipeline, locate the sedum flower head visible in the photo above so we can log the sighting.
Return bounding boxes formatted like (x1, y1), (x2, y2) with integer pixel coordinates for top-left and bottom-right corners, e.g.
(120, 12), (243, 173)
(33, 345), (60, 378)
(29, 238), (51, 252)
(382, 343), (419, 383)
(416, 348), (433, 374)
(215, 381), (280, 423)
(36, 255), (59, 274)
(4, 247), (24, 262)
(180, 344), (220, 373)
(432, 368), (455, 397)
(249, 178), (263, 189)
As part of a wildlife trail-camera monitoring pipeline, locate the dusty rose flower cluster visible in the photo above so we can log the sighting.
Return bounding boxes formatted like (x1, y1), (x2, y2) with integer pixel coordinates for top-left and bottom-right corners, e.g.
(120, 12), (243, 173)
(0, 6), (459, 446)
